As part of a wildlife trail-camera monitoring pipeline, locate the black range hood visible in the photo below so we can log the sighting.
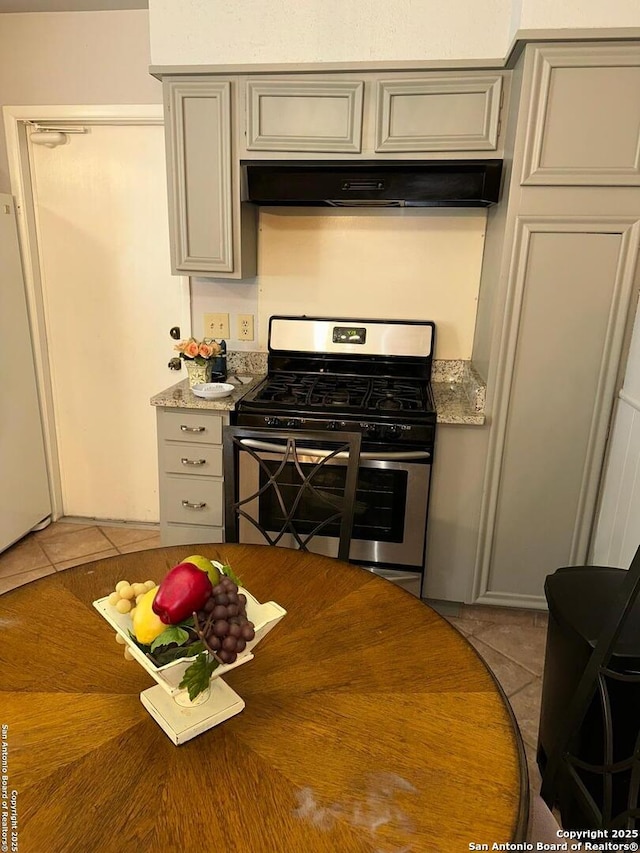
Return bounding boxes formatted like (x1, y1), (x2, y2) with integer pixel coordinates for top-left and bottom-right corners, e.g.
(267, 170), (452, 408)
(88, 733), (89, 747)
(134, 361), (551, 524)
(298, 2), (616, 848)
(244, 159), (503, 208)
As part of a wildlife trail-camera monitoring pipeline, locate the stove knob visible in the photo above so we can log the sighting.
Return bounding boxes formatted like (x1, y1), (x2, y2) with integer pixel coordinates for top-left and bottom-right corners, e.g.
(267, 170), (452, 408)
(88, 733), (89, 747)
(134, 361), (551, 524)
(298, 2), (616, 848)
(264, 416), (280, 427)
(286, 419), (298, 428)
(386, 424), (400, 437)
(326, 421), (338, 430)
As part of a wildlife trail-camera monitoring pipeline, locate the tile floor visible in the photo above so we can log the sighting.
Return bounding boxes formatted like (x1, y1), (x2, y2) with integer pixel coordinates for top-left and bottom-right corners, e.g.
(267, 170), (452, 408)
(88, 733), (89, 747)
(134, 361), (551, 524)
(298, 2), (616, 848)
(0, 519), (547, 799)
(0, 519), (162, 596)
(440, 602), (548, 798)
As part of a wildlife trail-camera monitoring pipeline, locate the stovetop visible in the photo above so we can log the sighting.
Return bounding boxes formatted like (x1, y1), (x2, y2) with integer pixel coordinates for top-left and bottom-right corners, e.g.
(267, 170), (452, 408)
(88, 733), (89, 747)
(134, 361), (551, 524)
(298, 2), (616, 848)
(239, 371), (436, 421)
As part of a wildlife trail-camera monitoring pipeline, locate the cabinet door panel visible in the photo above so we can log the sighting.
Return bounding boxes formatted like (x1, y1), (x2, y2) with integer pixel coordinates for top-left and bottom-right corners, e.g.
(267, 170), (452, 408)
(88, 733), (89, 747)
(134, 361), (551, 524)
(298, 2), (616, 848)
(246, 80), (363, 152)
(484, 219), (639, 601)
(375, 76), (502, 152)
(522, 45), (640, 185)
(164, 80), (233, 272)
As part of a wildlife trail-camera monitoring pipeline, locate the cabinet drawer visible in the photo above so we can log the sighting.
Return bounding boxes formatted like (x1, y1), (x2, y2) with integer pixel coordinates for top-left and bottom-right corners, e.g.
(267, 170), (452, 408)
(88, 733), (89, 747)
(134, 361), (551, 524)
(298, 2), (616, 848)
(246, 80), (364, 152)
(161, 523), (224, 547)
(161, 442), (223, 476)
(158, 409), (223, 445)
(375, 75), (502, 152)
(163, 476), (223, 526)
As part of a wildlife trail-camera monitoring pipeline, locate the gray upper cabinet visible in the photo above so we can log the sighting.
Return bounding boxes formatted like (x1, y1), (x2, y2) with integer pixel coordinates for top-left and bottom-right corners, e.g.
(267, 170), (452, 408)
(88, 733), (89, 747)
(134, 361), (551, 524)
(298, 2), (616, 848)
(246, 80), (364, 153)
(163, 78), (256, 279)
(375, 75), (503, 152)
(240, 72), (507, 159)
(521, 44), (640, 186)
(159, 68), (507, 279)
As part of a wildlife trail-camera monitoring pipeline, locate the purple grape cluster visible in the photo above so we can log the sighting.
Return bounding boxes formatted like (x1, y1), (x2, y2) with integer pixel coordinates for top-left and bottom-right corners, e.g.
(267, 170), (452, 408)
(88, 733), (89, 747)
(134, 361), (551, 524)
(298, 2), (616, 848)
(194, 575), (256, 665)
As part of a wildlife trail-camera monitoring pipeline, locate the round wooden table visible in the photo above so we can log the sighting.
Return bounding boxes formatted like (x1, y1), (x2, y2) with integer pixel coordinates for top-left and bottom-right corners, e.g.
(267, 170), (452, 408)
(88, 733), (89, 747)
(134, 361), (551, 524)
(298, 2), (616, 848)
(1, 544), (527, 852)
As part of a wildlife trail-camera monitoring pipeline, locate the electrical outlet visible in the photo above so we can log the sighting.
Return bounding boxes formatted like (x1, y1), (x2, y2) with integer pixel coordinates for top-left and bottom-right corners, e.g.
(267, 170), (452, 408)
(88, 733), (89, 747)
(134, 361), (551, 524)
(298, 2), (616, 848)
(204, 312), (229, 339)
(237, 314), (255, 341)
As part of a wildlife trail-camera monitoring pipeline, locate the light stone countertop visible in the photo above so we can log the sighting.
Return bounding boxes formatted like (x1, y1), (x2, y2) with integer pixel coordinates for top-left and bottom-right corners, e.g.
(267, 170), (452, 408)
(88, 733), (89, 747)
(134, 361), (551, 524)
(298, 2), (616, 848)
(150, 356), (486, 425)
(150, 374), (264, 411)
(432, 381), (485, 425)
(432, 360), (487, 425)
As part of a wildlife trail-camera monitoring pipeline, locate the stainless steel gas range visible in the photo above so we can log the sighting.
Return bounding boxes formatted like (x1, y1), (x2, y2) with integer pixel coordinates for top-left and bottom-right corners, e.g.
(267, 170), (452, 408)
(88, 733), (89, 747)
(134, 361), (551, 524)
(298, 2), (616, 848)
(233, 316), (437, 597)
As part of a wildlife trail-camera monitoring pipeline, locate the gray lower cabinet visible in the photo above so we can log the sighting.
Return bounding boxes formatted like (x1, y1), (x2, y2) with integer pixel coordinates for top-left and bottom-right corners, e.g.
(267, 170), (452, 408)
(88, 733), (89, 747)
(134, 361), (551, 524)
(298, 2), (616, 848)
(163, 78), (256, 279)
(473, 40), (640, 607)
(477, 220), (639, 605)
(156, 407), (228, 546)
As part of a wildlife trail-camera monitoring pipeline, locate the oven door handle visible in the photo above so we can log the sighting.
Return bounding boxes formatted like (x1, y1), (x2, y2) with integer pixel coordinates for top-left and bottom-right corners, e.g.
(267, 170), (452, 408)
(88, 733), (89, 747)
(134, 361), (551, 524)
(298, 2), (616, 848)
(238, 438), (431, 462)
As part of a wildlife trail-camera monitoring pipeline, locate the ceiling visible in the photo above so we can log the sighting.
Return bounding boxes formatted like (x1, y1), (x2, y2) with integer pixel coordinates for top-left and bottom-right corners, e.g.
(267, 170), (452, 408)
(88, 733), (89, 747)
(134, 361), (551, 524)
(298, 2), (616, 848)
(0, 1), (147, 10)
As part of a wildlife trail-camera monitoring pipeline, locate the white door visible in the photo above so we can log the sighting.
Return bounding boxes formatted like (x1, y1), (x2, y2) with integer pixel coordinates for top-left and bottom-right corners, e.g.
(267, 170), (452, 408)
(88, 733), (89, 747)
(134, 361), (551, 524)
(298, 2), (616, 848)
(0, 194), (51, 550)
(28, 123), (189, 523)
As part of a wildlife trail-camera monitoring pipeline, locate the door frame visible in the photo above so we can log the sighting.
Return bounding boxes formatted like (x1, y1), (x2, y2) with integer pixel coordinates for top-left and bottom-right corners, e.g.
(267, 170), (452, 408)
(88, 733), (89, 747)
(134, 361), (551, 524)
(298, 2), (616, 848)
(3, 105), (191, 520)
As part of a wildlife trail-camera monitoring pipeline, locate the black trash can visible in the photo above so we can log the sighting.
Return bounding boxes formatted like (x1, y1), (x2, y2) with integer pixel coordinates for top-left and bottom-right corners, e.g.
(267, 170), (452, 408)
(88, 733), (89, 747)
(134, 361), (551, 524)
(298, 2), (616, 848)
(537, 565), (640, 829)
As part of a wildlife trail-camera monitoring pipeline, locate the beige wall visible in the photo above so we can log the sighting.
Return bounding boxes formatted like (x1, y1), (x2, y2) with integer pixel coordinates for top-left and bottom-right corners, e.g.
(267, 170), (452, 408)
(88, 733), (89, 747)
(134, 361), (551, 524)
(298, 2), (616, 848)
(149, 0), (513, 66)
(149, 0), (640, 66)
(518, 0), (640, 29)
(0, 10), (159, 191)
(259, 209), (485, 360)
(193, 208), (487, 360)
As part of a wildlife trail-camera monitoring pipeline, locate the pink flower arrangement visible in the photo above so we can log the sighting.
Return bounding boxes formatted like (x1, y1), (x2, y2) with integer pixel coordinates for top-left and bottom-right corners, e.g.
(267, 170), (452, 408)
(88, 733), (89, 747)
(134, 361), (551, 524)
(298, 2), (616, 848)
(174, 337), (222, 365)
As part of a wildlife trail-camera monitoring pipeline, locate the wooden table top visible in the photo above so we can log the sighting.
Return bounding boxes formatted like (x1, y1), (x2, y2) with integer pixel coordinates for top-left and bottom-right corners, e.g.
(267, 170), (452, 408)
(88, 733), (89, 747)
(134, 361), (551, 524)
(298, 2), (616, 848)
(0, 544), (528, 852)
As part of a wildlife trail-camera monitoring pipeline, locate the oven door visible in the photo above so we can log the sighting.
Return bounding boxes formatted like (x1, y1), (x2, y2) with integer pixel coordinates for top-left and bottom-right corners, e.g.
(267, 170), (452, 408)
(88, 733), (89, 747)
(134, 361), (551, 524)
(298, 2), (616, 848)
(235, 438), (431, 569)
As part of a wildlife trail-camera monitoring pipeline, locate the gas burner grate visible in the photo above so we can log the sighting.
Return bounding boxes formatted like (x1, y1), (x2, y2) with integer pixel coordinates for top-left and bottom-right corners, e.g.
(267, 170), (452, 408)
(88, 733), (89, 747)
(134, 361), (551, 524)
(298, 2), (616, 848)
(307, 376), (371, 408)
(369, 379), (425, 412)
(248, 372), (432, 417)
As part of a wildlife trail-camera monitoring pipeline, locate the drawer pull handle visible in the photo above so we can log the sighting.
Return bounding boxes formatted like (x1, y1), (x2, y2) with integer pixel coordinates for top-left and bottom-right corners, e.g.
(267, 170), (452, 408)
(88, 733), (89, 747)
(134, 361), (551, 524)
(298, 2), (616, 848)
(181, 500), (207, 510)
(180, 425), (205, 433)
(181, 457), (206, 466)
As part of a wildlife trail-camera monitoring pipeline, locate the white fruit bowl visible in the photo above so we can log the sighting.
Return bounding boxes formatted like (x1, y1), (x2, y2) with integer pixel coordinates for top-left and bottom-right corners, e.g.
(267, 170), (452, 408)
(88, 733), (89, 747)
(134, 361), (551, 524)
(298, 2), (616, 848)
(93, 562), (286, 745)
(191, 382), (234, 399)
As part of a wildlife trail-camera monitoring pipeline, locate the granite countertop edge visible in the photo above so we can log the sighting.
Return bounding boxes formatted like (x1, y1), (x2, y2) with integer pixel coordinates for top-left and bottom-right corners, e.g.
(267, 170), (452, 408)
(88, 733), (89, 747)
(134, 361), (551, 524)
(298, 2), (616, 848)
(150, 374), (264, 411)
(432, 360), (487, 425)
(150, 356), (487, 425)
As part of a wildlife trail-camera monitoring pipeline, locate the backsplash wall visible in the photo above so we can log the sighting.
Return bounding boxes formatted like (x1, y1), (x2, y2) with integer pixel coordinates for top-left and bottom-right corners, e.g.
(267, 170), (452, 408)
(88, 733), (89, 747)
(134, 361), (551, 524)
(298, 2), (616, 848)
(191, 207), (487, 360)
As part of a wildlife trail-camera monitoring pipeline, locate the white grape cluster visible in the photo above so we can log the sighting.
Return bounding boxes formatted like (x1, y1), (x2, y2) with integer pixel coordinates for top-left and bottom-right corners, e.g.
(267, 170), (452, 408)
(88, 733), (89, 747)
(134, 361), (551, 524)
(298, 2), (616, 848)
(109, 579), (155, 660)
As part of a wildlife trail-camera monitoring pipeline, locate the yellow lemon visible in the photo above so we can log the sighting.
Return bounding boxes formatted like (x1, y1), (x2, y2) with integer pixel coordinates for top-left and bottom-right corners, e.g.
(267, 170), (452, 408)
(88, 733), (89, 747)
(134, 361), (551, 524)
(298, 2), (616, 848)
(131, 586), (165, 645)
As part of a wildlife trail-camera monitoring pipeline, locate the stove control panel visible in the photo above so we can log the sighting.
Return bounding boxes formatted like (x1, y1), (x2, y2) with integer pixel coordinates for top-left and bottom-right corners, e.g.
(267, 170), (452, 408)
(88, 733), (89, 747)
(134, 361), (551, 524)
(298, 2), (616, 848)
(241, 414), (434, 447)
(332, 326), (367, 345)
(261, 416), (304, 429)
(357, 422), (412, 441)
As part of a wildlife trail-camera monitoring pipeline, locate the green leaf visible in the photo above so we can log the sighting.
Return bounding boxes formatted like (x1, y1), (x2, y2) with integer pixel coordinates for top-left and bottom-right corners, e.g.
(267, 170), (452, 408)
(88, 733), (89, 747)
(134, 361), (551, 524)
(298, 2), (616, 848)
(150, 626), (190, 652)
(150, 640), (205, 667)
(220, 563), (242, 587)
(179, 652), (219, 701)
